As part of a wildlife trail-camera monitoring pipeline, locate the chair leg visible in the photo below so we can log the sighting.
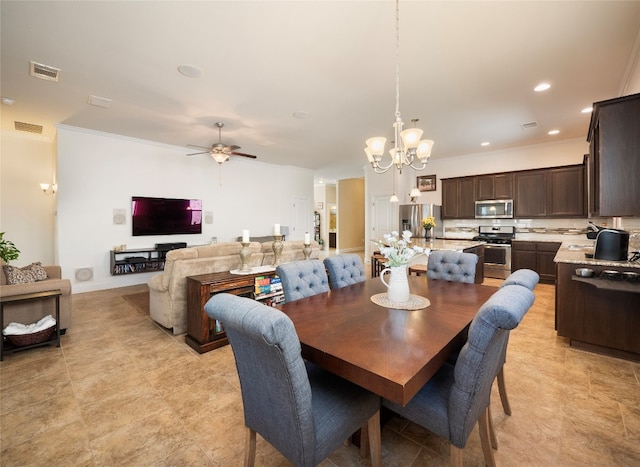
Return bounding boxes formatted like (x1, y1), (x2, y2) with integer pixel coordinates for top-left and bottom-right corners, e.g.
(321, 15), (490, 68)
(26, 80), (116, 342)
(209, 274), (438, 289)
(478, 408), (497, 467)
(487, 405), (498, 449)
(497, 366), (512, 415)
(450, 445), (463, 467)
(244, 427), (256, 467)
(367, 410), (382, 467)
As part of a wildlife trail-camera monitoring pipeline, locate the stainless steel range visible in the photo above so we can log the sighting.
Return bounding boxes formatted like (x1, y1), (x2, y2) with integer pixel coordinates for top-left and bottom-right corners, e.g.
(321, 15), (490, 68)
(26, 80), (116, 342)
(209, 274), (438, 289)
(472, 226), (516, 279)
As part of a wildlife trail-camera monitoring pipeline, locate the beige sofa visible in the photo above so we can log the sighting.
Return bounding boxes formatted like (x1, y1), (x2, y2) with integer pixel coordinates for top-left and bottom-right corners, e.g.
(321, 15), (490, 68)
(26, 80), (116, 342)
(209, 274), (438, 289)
(148, 242), (263, 334)
(1, 264), (72, 332)
(147, 240), (320, 335)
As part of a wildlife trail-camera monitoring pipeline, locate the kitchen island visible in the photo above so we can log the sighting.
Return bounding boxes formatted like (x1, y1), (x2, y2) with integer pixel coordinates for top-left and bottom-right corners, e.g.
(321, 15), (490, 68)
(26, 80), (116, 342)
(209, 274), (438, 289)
(554, 241), (640, 361)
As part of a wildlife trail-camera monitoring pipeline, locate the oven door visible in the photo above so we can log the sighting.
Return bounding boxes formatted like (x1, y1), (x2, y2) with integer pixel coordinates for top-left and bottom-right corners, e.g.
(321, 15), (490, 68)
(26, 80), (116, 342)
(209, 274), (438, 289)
(483, 244), (512, 279)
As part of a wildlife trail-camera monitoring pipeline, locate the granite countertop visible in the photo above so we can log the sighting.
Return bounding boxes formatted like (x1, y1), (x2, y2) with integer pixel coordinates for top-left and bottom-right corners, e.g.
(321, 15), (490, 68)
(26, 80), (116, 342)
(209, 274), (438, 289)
(412, 238), (485, 251)
(554, 240), (640, 269)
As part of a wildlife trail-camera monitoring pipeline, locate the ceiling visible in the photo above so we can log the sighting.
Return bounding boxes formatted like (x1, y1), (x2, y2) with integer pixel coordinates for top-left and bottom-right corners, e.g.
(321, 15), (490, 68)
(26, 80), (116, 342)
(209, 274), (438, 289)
(2, 1), (640, 182)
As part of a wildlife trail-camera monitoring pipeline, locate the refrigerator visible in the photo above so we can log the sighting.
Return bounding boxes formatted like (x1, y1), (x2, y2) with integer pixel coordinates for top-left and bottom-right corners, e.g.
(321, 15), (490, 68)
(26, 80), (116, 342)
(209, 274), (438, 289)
(399, 204), (444, 238)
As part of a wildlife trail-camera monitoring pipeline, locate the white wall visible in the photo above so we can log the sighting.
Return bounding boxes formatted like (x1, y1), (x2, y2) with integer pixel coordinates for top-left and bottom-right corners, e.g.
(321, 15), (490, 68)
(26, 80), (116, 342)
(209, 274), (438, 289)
(51, 125), (313, 292)
(0, 131), (56, 265)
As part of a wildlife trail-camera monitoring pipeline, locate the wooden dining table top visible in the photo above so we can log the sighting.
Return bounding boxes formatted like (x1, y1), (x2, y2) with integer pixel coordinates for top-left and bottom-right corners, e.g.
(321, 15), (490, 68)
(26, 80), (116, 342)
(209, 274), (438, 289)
(279, 276), (498, 406)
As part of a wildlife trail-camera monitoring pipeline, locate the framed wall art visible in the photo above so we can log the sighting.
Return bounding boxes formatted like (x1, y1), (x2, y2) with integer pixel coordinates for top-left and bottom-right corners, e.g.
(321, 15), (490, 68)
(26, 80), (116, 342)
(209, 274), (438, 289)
(417, 174), (437, 192)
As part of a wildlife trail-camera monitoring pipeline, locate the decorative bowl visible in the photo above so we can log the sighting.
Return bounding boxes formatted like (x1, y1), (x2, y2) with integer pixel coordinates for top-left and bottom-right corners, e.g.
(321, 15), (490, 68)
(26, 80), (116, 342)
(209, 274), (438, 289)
(575, 268), (594, 277)
(601, 270), (622, 280)
(622, 271), (640, 283)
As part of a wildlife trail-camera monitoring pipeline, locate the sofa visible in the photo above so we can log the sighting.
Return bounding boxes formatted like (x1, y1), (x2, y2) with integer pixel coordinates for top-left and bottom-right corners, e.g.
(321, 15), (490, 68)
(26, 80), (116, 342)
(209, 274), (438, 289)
(147, 240), (320, 335)
(1, 263), (72, 333)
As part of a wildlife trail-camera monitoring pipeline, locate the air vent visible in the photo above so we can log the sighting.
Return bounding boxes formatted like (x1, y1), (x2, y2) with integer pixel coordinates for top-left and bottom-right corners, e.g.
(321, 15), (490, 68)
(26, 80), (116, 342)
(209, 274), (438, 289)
(30, 61), (61, 82)
(88, 94), (112, 108)
(520, 121), (538, 130)
(14, 121), (43, 134)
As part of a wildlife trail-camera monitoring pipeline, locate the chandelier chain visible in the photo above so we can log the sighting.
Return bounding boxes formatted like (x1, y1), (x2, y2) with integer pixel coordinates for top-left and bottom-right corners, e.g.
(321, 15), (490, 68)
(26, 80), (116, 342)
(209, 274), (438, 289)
(395, 0), (401, 120)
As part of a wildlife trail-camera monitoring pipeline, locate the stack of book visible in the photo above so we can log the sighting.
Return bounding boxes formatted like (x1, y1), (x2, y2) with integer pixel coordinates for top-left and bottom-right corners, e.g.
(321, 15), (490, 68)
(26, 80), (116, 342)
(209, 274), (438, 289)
(254, 275), (284, 307)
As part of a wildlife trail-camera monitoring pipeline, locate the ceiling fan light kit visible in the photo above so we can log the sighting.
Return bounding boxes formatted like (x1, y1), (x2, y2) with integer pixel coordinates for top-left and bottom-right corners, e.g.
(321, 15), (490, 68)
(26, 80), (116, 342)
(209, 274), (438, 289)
(186, 121), (257, 165)
(365, 0), (434, 175)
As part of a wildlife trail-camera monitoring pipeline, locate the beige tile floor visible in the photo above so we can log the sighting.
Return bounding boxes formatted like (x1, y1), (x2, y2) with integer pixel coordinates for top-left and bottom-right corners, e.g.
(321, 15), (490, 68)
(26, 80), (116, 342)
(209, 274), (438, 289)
(1, 265), (639, 466)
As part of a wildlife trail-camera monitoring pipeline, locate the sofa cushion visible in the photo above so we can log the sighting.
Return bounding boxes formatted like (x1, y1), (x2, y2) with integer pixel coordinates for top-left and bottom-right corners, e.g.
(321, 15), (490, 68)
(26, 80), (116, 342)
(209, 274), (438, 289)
(3, 262), (49, 284)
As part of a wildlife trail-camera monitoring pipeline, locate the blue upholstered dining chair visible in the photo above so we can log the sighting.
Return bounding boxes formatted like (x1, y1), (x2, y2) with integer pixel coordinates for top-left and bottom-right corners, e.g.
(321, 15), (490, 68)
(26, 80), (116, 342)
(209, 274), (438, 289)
(323, 254), (366, 289)
(426, 250), (478, 283)
(382, 284), (535, 467)
(493, 269), (540, 416)
(275, 259), (330, 303)
(502, 268), (540, 290)
(204, 293), (382, 467)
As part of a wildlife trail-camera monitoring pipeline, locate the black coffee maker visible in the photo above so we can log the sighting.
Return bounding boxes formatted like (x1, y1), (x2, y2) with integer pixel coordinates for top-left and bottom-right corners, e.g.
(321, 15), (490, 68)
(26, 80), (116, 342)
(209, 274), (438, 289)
(594, 228), (630, 261)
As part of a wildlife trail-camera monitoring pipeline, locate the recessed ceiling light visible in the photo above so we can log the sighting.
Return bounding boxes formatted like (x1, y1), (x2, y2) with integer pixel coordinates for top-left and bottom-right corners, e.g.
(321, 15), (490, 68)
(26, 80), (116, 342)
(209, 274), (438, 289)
(548, 129), (560, 135)
(1, 97), (15, 105)
(293, 111), (310, 119)
(480, 141), (490, 147)
(177, 64), (202, 78)
(581, 107), (593, 114)
(534, 82), (551, 92)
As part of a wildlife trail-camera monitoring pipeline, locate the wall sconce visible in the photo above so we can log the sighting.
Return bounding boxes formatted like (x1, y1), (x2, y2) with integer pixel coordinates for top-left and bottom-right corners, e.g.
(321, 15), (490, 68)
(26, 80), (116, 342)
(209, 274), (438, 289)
(409, 187), (422, 203)
(40, 183), (57, 194)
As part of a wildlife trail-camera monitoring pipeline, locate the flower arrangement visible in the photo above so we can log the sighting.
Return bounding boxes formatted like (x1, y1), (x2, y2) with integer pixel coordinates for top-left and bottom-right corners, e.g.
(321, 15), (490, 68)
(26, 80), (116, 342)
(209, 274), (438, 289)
(373, 230), (427, 267)
(421, 216), (436, 230)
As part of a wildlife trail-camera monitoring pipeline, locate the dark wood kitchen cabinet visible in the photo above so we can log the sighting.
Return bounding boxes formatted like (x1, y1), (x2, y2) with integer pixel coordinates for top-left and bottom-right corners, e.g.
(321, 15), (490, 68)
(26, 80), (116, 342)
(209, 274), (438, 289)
(514, 170), (547, 217)
(514, 165), (585, 218)
(475, 173), (513, 200)
(587, 92), (640, 217)
(556, 262), (640, 360)
(442, 177), (475, 219)
(511, 240), (561, 283)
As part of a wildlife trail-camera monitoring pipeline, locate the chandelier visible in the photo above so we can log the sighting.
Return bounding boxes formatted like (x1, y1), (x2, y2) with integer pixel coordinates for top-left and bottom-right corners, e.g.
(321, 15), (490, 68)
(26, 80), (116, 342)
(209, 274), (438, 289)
(365, 0), (434, 174)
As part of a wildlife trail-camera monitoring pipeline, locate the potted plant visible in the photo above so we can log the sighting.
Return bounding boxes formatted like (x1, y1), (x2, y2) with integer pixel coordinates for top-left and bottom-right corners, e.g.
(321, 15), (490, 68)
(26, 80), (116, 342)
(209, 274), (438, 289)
(0, 232), (20, 263)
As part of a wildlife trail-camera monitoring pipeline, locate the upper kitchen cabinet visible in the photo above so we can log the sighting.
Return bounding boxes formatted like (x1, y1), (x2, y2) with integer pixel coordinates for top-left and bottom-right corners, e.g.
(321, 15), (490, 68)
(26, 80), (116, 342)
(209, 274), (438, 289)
(442, 177), (475, 219)
(475, 173), (513, 200)
(514, 165), (585, 218)
(587, 93), (640, 217)
(514, 170), (547, 217)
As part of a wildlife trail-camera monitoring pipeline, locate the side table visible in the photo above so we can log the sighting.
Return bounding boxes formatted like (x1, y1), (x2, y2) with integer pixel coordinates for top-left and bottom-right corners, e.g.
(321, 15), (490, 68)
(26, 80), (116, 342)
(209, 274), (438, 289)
(1, 290), (62, 361)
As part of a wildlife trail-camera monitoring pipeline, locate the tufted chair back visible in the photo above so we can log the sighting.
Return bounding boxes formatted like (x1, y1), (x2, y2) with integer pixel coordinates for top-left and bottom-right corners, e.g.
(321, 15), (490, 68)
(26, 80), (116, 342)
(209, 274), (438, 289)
(323, 254), (366, 289)
(426, 250), (478, 283)
(276, 259), (330, 303)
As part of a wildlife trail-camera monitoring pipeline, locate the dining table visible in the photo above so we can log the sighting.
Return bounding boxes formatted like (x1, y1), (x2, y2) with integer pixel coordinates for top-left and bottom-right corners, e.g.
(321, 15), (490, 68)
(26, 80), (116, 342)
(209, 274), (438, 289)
(279, 275), (498, 406)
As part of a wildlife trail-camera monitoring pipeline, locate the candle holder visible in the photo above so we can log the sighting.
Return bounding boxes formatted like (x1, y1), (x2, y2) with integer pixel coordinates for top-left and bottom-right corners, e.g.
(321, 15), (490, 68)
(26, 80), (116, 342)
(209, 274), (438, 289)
(272, 235), (284, 266)
(240, 242), (252, 272)
(303, 243), (312, 260)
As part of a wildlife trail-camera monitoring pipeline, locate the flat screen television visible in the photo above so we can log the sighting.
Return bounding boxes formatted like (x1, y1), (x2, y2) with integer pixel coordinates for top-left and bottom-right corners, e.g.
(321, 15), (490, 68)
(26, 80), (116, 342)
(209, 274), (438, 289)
(132, 196), (202, 236)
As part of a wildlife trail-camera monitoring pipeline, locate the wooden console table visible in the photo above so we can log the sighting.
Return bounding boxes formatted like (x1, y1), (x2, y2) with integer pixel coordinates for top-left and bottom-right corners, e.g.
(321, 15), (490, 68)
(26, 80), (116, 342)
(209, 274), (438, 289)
(185, 269), (280, 353)
(1, 290), (62, 361)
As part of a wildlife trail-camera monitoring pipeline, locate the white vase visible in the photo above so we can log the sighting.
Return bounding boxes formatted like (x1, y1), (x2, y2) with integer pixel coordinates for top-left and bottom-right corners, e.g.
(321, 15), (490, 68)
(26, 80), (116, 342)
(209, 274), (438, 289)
(380, 265), (411, 303)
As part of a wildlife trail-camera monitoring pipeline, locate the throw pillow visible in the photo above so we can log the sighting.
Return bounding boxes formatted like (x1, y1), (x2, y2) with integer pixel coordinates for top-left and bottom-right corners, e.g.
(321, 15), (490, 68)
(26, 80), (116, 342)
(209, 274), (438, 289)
(3, 262), (49, 285)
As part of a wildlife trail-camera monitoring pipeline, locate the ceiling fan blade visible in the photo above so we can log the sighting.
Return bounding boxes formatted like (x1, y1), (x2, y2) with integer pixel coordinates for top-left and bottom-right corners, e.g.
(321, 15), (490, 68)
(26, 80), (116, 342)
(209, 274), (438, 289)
(231, 151), (257, 159)
(228, 145), (241, 151)
(187, 144), (211, 150)
(186, 151), (210, 156)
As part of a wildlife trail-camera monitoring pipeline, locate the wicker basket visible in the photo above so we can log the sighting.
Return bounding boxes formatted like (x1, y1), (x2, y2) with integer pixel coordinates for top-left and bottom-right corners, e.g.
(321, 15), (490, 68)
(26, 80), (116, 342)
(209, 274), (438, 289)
(5, 325), (55, 347)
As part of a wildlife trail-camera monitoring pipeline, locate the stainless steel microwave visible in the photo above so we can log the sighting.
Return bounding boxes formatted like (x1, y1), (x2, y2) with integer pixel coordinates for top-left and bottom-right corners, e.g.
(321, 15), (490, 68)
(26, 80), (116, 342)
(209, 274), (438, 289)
(475, 199), (513, 219)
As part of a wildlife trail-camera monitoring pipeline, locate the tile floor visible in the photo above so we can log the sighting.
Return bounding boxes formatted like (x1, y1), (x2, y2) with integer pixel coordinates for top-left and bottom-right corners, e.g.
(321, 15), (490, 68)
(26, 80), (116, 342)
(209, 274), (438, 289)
(1, 265), (639, 466)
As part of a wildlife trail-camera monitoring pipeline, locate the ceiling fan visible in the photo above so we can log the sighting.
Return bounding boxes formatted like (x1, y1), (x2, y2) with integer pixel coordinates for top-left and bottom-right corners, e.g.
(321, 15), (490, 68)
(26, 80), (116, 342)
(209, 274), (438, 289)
(186, 122), (258, 164)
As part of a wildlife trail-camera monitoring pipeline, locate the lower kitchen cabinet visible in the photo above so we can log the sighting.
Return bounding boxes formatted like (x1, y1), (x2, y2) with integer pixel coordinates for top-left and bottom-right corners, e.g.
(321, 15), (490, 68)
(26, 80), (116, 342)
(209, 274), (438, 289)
(556, 262), (640, 360)
(511, 240), (561, 283)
